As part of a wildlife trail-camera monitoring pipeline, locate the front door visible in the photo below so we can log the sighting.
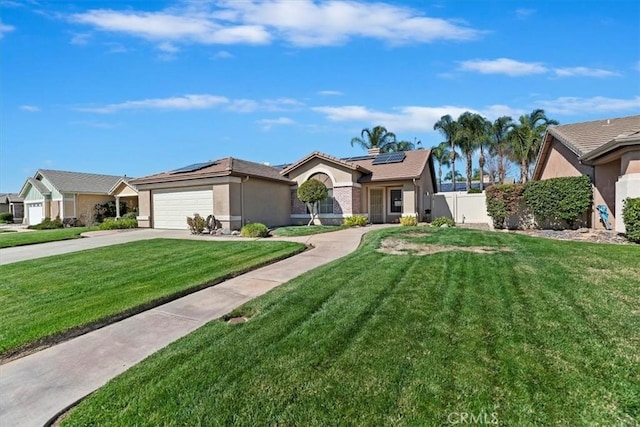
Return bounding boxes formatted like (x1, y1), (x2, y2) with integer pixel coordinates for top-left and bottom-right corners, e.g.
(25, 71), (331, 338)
(369, 189), (384, 223)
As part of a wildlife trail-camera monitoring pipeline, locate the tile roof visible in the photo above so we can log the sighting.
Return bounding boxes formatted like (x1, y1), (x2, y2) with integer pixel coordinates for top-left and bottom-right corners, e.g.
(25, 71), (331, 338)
(547, 115), (640, 156)
(38, 169), (124, 194)
(279, 151), (371, 175)
(132, 157), (293, 185)
(351, 149), (432, 182)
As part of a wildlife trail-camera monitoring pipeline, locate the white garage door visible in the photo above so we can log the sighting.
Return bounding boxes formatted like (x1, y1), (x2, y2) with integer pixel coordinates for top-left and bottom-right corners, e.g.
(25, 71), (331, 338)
(28, 203), (43, 226)
(152, 187), (214, 229)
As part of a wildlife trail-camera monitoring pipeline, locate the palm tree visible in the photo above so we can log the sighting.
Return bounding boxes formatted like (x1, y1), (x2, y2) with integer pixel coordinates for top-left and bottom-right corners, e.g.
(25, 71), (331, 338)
(386, 138), (422, 152)
(433, 115), (460, 191)
(476, 117), (492, 191)
(457, 111), (487, 191)
(488, 116), (514, 184)
(350, 126), (397, 153)
(508, 109), (559, 183)
(431, 141), (451, 190)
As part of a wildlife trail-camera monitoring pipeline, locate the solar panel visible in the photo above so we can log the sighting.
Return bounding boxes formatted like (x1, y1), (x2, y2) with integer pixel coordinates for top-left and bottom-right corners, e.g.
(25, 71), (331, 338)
(171, 161), (217, 174)
(371, 152), (406, 165)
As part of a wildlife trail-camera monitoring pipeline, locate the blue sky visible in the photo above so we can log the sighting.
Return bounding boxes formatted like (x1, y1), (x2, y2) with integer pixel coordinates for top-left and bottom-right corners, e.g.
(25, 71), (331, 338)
(1, 0), (638, 192)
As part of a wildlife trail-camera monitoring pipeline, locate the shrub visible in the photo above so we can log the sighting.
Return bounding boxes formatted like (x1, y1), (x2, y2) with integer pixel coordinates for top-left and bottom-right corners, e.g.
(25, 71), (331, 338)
(98, 217), (138, 230)
(524, 175), (592, 228)
(94, 201), (129, 223)
(27, 216), (63, 230)
(241, 222), (269, 238)
(122, 212), (138, 220)
(431, 216), (455, 227)
(63, 217), (84, 228)
(343, 215), (368, 227)
(467, 188), (482, 194)
(485, 184), (526, 229)
(399, 216), (418, 226)
(0, 212), (13, 223)
(186, 214), (207, 235)
(622, 197), (640, 243)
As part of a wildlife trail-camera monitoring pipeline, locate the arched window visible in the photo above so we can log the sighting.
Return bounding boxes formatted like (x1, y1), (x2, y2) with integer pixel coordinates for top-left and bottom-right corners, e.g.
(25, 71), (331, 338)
(308, 173), (334, 214)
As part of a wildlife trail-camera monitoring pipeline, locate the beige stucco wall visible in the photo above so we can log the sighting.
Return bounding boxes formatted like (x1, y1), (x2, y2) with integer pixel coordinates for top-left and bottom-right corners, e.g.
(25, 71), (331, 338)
(621, 150), (640, 175)
(50, 201), (61, 219)
(287, 158), (359, 185)
(64, 200), (75, 217)
(538, 139), (591, 180)
(593, 160), (620, 230)
(242, 179), (291, 227)
(77, 194), (114, 225)
(137, 190), (151, 227)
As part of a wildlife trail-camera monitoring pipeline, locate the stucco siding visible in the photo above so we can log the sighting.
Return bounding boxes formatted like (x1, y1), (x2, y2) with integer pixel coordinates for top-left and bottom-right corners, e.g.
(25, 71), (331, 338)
(242, 179), (290, 227)
(593, 160), (620, 229)
(77, 194), (114, 225)
(621, 150), (640, 174)
(137, 190), (151, 227)
(538, 139), (591, 180)
(287, 158), (356, 185)
(50, 201), (61, 219)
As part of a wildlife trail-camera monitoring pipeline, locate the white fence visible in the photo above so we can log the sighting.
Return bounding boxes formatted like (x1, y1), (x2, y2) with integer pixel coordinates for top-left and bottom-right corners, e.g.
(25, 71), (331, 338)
(431, 192), (490, 225)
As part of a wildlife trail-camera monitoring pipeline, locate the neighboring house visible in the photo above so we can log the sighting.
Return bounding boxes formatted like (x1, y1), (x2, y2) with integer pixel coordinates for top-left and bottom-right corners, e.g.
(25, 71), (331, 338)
(0, 194), (24, 221)
(532, 115), (640, 232)
(131, 158), (294, 230)
(109, 177), (139, 217)
(132, 148), (436, 230)
(18, 170), (136, 225)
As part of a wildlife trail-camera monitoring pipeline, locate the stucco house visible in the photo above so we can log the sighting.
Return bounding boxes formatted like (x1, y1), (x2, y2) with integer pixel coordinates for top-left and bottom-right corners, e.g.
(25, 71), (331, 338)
(532, 115), (640, 232)
(132, 148), (436, 230)
(19, 169), (136, 226)
(0, 194), (24, 222)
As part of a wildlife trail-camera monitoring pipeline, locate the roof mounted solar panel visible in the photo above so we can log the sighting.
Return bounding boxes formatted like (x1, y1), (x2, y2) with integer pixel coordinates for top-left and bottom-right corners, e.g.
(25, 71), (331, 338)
(171, 161), (217, 174)
(371, 152), (406, 165)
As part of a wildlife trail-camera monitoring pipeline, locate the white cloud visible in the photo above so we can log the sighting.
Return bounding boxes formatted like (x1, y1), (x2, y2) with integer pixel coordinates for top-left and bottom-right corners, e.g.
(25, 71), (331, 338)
(515, 8), (536, 20)
(459, 58), (547, 76)
(263, 97), (304, 111)
(537, 96), (640, 115)
(77, 94), (229, 113)
(70, 32), (91, 45)
(228, 99), (260, 113)
(157, 41), (179, 53)
(69, 1), (483, 48)
(317, 90), (343, 96)
(213, 50), (234, 59)
(257, 116), (295, 130)
(0, 20), (15, 39)
(19, 105), (41, 112)
(553, 67), (619, 78)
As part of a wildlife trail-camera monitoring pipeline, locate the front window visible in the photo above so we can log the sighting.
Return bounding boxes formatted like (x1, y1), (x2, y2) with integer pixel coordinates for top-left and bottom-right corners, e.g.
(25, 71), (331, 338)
(390, 189), (402, 213)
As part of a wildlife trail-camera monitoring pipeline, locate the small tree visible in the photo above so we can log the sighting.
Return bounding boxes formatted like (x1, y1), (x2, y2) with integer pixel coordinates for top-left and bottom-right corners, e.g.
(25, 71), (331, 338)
(297, 179), (328, 226)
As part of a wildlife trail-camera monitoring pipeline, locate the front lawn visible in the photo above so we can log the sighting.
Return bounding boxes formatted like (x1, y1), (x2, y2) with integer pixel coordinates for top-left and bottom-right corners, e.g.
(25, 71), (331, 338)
(0, 239), (304, 358)
(63, 228), (639, 425)
(0, 227), (97, 248)
(271, 224), (348, 237)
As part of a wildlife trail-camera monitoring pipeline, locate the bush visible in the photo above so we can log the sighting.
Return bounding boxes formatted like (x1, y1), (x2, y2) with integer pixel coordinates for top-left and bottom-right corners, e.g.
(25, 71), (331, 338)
(0, 212), (13, 223)
(485, 184), (526, 229)
(241, 222), (269, 238)
(343, 215), (368, 227)
(523, 175), (592, 228)
(187, 214), (207, 235)
(622, 197), (640, 243)
(28, 216), (63, 230)
(399, 216), (418, 226)
(94, 201), (129, 223)
(431, 216), (455, 227)
(63, 217), (84, 228)
(467, 188), (482, 194)
(122, 212), (138, 220)
(98, 217), (138, 230)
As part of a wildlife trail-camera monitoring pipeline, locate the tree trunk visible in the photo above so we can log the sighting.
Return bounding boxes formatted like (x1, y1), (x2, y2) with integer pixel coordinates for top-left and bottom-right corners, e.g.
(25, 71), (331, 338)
(520, 160), (528, 183)
(497, 149), (505, 184)
(479, 150), (485, 191)
(450, 147), (457, 192)
(307, 202), (317, 226)
(438, 166), (442, 190)
(466, 152), (473, 192)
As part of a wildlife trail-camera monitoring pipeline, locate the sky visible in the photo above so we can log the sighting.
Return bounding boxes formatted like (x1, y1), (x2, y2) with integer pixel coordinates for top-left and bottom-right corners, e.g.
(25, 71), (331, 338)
(1, 0), (639, 192)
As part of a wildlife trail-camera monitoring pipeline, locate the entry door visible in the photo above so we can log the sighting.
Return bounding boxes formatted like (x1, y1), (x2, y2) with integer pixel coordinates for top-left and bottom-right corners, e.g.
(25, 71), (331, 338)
(369, 189), (384, 223)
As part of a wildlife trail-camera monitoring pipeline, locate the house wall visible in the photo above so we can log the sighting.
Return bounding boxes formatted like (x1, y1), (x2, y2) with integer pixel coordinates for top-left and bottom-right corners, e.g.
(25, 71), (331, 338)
(64, 200), (75, 217)
(615, 173), (640, 233)
(242, 179), (291, 227)
(0, 202), (8, 213)
(538, 138), (591, 180)
(287, 158), (356, 185)
(137, 190), (152, 227)
(593, 160), (620, 230)
(77, 194), (114, 225)
(621, 150), (640, 174)
(50, 200), (61, 218)
(11, 202), (24, 220)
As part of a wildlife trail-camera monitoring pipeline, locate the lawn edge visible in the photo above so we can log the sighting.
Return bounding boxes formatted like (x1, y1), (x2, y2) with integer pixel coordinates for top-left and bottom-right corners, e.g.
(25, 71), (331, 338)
(0, 242), (308, 364)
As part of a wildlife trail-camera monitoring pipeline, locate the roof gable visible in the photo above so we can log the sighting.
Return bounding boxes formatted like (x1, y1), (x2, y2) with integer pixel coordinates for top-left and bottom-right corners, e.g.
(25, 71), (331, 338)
(350, 149), (433, 183)
(37, 169), (124, 194)
(280, 151), (371, 176)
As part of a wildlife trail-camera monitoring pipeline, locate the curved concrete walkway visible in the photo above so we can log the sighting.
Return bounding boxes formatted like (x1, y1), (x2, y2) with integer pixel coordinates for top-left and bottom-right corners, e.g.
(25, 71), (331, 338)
(0, 225), (393, 427)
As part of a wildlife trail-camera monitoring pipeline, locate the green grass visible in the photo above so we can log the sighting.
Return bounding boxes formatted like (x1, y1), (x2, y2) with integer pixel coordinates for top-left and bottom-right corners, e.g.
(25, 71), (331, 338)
(271, 224), (348, 237)
(0, 239), (304, 357)
(63, 228), (640, 426)
(0, 227), (97, 248)
(0, 229), (17, 233)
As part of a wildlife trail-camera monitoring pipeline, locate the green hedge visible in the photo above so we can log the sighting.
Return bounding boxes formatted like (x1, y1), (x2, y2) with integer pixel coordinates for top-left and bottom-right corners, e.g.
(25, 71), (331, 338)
(622, 197), (640, 243)
(485, 184), (525, 229)
(431, 217), (455, 227)
(27, 217), (63, 230)
(0, 212), (13, 223)
(98, 218), (138, 230)
(240, 223), (269, 238)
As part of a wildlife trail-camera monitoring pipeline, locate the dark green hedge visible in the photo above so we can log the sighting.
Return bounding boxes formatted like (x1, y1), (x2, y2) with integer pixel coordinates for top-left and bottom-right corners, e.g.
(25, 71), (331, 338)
(622, 197), (640, 243)
(485, 184), (525, 229)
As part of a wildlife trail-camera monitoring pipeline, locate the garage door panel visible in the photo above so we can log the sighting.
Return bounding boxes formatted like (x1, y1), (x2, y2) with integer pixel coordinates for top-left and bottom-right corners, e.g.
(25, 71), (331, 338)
(152, 188), (213, 229)
(28, 203), (43, 226)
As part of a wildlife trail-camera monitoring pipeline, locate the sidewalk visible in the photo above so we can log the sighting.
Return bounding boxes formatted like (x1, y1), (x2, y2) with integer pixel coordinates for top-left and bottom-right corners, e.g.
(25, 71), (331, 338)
(0, 225), (392, 427)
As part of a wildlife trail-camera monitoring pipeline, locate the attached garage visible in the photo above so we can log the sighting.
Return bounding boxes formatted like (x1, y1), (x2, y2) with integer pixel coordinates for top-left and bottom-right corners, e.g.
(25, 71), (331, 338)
(27, 203), (44, 226)
(152, 187), (213, 229)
